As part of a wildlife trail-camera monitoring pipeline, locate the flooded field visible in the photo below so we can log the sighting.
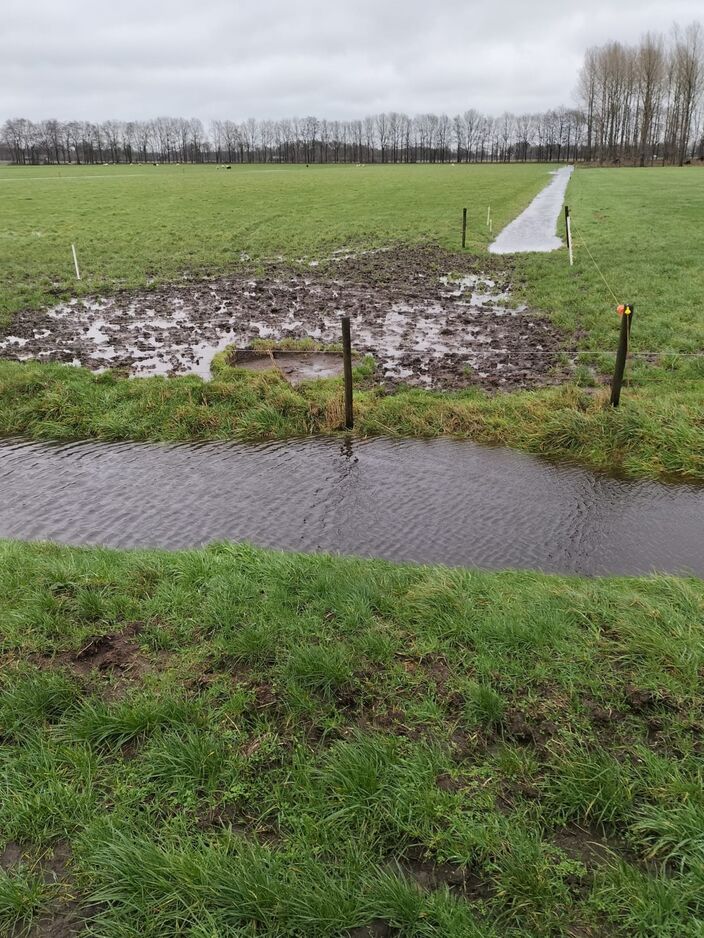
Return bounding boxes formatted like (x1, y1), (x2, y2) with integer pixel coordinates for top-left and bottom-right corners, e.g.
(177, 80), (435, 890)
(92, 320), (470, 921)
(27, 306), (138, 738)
(0, 247), (570, 390)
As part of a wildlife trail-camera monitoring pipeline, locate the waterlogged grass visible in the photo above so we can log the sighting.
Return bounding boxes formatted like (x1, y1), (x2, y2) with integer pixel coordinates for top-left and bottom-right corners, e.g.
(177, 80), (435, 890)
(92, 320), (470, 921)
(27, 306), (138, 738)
(1, 359), (703, 480)
(0, 162), (549, 323)
(0, 540), (702, 935)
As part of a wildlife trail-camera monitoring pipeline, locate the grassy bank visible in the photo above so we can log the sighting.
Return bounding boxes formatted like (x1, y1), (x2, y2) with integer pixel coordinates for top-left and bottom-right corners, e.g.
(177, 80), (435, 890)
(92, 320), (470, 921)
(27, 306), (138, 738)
(1, 540), (702, 936)
(1, 359), (703, 481)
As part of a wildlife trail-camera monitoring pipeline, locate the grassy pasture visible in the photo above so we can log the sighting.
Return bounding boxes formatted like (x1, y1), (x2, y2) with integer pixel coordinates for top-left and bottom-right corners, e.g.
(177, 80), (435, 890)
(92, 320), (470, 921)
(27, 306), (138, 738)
(0, 163), (703, 478)
(0, 162), (548, 321)
(1, 540), (703, 936)
(1, 168), (703, 936)
(520, 167), (704, 359)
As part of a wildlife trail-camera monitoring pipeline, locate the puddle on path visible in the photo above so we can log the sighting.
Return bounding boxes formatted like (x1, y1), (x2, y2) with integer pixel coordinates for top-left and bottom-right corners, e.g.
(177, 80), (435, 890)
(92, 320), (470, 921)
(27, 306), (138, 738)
(1, 435), (702, 577)
(0, 247), (570, 390)
(229, 349), (352, 384)
(490, 166), (574, 254)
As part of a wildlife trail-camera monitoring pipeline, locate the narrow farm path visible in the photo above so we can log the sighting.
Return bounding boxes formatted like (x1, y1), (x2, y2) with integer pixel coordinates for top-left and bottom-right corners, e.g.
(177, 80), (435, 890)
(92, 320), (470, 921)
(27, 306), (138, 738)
(489, 165), (574, 253)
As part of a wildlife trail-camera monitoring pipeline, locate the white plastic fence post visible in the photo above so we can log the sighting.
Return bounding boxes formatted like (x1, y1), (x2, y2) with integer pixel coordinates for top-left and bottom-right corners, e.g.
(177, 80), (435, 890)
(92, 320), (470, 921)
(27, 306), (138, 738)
(71, 243), (81, 280)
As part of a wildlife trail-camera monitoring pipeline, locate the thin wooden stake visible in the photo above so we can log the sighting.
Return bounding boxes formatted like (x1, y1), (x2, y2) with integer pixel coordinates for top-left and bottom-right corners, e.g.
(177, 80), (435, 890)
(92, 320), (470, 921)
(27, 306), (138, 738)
(564, 205), (573, 266)
(461, 208), (467, 249)
(71, 243), (81, 280)
(342, 316), (354, 430)
(610, 304), (634, 407)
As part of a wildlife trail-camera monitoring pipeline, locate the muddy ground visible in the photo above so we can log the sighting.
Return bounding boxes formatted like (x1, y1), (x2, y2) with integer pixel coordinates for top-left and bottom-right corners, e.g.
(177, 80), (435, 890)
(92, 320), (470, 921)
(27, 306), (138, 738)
(0, 246), (573, 390)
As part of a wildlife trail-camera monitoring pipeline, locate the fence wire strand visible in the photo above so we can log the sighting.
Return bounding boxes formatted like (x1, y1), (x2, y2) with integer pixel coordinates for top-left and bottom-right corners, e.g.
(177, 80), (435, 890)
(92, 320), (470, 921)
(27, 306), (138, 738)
(573, 229), (621, 306)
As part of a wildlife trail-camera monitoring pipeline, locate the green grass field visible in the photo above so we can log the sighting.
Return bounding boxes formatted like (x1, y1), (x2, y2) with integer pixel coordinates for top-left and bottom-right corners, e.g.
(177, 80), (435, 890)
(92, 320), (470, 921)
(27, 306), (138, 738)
(0, 162), (548, 321)
(1, 162), (703, 479)
(520, 167), (704, 361)
(1, 540), (702, 936)
(1, 167), (703, 935)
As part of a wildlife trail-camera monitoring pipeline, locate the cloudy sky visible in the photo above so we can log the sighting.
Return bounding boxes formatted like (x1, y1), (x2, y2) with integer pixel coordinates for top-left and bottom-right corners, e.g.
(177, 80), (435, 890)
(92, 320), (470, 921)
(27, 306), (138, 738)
(2, 0), (701, 121)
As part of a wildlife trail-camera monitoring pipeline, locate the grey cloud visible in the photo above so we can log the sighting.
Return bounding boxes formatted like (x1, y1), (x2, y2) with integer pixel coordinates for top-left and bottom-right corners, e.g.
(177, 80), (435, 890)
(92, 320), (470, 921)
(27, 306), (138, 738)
(1, 0), (702, 120)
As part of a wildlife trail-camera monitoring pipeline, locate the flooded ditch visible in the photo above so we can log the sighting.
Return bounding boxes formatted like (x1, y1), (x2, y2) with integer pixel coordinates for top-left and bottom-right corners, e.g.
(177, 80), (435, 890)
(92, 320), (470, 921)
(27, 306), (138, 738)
(1, 435), (702, 577)
(0, 246), (570, 390)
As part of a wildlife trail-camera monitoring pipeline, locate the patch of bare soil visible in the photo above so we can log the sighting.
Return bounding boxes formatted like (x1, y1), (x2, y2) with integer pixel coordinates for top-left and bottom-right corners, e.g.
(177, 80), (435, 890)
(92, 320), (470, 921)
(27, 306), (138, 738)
(392, 848), (493, 902)
(0, 245), (573, 391)
(554, 824), (634, 873)
(0, 842), (24, 871)
(70, 624), (144, 676)
(26, 905), (96, 938)
(2, 842), (98, 938)
(347, 920), (397, 937)
(30, 622), (158, 698)
(503, 709), (560, 749)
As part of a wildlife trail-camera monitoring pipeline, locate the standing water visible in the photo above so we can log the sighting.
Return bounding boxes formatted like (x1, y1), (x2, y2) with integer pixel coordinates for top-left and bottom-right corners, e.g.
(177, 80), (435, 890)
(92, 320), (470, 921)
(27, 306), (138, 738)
(0, 435), (702, 577)
(490, 166), (574, 254)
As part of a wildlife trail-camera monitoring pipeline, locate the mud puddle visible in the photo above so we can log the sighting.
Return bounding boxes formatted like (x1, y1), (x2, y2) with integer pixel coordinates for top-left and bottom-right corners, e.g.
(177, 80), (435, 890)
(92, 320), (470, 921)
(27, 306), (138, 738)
(0, 246), (571, 390)
(230, 349), (354, 384)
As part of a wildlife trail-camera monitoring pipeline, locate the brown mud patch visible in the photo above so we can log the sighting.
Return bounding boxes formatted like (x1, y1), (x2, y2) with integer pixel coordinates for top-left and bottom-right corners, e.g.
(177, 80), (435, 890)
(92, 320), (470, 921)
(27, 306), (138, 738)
(29, 622), (162, 699)
(347, 920), (397, 937)
(1, 245), (573, 391)
(229, 348), (355, 384)
(553, 824), (625, 872)
(70, 624), (144, 675)
(0, 841), (24, 871)
(392, 848), (493, 902)
(1, 841), (98, 938)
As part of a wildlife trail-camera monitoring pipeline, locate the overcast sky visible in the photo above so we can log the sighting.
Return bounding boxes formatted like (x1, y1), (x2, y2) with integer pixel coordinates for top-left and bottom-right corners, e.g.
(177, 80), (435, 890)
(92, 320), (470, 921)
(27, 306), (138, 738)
(2, 0), (701, 122)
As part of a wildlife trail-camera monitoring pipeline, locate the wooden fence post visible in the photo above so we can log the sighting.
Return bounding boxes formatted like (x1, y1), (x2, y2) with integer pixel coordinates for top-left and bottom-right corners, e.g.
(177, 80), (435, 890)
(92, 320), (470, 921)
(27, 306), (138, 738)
(342, 317), (354, 429)
(610, 304), (634, 407)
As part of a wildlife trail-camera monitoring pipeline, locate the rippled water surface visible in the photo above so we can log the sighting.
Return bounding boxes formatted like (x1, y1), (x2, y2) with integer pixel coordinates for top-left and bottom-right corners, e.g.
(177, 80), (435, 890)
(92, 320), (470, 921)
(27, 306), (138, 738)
(1, 436), (702, 576)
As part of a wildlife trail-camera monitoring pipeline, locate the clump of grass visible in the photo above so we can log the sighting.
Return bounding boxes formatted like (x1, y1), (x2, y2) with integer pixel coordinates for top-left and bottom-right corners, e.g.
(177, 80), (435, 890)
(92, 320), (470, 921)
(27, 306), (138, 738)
(543, 749), (636, 825)
(284, 644), (355, 697)
(69, 694), (203, 748)
(141, 727), (235, 798)
(632, 801), (704, 872)
(0, 539), (703, 934)
(0, 867), (52, 935)
(219, 622), (281, 666)
(464, 681), (505, 729)
(0, 670), (82, 739)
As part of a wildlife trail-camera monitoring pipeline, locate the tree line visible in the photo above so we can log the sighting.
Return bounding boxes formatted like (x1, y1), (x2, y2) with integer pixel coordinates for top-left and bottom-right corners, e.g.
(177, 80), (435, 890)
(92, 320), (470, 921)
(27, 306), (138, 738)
(0, 111), (590, 166)
(2, 22), (702, 167)
(579, 22), (703, 165)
